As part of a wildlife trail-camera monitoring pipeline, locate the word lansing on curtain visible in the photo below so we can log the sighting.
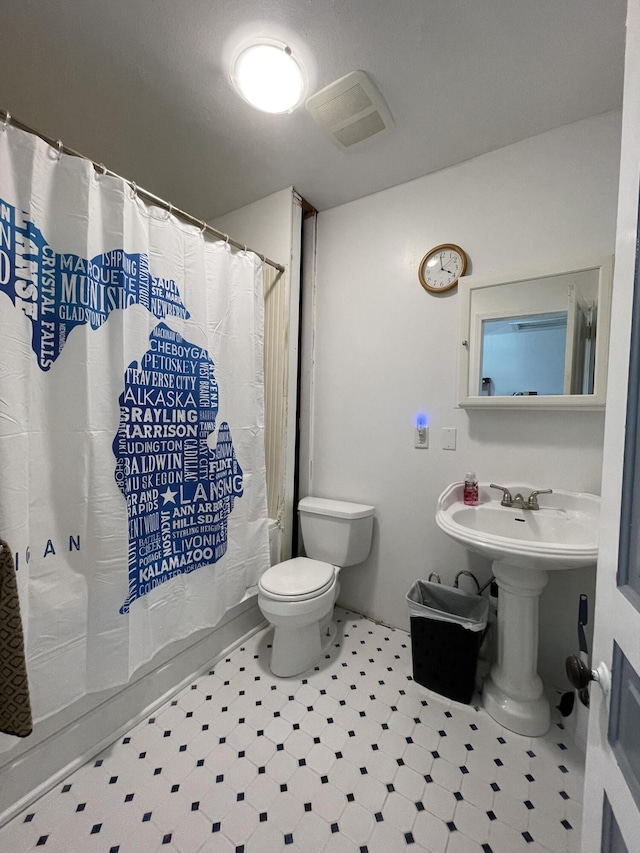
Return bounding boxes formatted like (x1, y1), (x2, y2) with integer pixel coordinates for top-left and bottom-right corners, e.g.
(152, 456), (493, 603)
(0, 123), (270, 727)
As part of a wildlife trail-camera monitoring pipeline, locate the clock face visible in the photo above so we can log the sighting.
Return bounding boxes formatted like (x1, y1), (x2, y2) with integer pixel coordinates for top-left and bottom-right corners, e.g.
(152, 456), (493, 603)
(419, 244), (467, 293)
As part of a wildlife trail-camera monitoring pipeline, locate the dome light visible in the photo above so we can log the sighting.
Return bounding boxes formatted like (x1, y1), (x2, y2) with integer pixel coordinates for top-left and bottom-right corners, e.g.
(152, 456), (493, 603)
(231, 40), (306, 114)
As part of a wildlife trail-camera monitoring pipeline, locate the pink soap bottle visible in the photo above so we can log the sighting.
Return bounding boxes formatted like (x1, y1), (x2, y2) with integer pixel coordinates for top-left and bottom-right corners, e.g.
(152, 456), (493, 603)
(463, 472), (479, 506)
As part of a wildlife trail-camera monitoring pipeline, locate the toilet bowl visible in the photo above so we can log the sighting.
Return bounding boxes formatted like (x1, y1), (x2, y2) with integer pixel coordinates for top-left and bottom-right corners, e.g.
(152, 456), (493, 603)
(258, 497), (374, 677)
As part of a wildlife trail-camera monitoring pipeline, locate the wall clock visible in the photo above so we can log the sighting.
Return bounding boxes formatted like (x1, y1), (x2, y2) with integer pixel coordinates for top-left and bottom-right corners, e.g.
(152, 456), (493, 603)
(418, 243), (467, 293)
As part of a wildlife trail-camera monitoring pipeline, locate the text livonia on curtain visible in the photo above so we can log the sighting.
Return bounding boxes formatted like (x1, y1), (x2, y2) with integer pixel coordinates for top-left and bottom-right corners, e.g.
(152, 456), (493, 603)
(0, 124), (271, 725)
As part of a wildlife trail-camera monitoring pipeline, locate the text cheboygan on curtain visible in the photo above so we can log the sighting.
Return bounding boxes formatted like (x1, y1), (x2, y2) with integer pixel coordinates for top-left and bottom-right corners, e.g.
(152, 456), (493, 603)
(0, 123), (271, 729)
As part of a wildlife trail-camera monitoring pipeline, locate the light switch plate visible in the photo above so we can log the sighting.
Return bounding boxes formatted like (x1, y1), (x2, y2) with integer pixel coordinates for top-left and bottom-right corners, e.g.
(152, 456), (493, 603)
(414, 426), (429, 449)
(442, 427), (457, 450)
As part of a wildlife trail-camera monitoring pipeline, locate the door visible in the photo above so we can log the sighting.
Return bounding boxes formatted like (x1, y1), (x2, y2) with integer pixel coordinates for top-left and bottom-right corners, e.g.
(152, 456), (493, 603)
(581, 8), (640, 849)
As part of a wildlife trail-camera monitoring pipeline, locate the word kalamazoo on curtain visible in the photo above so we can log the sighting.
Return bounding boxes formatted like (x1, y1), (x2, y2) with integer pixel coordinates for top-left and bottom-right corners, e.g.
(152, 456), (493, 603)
(0, 124), (271, 731)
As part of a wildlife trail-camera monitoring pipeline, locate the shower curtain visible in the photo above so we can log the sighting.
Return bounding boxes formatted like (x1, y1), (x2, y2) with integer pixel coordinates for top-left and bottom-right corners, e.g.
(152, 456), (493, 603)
(0, 124), (270, 726)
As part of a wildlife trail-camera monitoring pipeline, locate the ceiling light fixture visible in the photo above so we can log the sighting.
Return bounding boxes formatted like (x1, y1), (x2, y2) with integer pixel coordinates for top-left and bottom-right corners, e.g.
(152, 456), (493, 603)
(231, 39), (307, 114)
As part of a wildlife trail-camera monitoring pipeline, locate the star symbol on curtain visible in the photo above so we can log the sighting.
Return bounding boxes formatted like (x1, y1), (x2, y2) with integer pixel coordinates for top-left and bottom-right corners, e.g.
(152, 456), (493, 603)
(160, 486), (178, 505)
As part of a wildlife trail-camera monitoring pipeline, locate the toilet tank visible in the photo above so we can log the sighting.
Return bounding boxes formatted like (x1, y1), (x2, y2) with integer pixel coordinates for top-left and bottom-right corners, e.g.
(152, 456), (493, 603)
(298, 497), (375, 566)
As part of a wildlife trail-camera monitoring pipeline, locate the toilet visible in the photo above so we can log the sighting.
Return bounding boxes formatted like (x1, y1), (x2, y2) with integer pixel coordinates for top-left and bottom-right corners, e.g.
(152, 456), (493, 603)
(258, 496), (375, 677)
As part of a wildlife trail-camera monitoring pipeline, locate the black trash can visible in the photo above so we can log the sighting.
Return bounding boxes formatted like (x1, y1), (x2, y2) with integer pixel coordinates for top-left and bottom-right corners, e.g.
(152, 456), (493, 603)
(406, 580), (489, 704)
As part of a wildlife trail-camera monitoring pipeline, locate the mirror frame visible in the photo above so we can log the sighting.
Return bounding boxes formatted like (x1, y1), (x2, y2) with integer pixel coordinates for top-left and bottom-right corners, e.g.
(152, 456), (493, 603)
(457, 256), (614, 409)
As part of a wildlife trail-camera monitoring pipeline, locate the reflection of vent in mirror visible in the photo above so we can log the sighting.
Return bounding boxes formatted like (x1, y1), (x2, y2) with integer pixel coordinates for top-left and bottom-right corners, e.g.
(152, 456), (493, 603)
(480, 312), (569, 396)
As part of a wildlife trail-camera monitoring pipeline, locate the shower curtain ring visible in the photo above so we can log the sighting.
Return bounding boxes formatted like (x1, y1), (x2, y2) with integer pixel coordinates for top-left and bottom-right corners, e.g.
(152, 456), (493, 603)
(167, 203), (173, 220)
(224, 234), (230, 244)
(130, 181), (137, 198)
(55, 140), (63, 160)
(200, 220), (207, 234)
(0, 111), (11, 130)
(96, 163), (107, 178)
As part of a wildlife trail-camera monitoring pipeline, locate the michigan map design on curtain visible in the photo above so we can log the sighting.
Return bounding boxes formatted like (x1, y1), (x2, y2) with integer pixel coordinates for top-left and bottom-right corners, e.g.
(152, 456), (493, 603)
(0, 124), (270, 724)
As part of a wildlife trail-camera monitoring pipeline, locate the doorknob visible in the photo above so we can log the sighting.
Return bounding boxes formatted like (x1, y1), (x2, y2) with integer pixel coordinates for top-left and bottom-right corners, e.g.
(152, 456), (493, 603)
(565, 655), (611, 707)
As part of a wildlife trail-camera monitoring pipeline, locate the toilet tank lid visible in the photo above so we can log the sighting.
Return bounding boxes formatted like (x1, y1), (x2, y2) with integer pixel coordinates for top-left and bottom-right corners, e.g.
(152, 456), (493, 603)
(298, 496), (375, 519)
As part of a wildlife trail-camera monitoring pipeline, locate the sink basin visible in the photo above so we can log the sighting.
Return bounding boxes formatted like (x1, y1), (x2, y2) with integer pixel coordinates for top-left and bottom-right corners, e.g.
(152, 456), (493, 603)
(435, 482), (600, 737)
(436, 483), (599, 571)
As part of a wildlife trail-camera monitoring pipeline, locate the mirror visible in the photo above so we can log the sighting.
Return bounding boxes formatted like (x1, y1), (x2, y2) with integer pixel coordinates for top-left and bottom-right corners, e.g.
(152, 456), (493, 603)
(458, 257), (613, 409)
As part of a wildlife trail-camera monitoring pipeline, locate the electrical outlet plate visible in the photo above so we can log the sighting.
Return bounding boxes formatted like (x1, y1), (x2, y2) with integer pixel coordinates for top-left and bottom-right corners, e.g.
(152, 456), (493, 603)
(414, 426), (429, 449)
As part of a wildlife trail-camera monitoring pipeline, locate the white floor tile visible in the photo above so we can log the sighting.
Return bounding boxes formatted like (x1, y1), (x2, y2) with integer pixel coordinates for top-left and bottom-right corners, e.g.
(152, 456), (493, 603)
(0, 607), (584, 853)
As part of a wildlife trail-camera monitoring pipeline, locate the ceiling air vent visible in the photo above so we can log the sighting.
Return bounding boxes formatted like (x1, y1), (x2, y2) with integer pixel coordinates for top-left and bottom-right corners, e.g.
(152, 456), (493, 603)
(306, 70), (393, 149)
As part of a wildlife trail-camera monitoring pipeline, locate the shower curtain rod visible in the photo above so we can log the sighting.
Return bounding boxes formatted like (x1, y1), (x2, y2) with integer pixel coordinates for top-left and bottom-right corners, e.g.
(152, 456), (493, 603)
(0, 110), (285, 273)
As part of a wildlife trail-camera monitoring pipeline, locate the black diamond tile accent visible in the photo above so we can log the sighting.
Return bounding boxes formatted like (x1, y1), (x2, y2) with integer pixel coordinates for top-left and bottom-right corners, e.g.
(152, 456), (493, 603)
(464, 743), (474, 751)
(561, 819), (572, 830)
(559, 765), (569, 773)
(438, 730), (446, 737)
(284, 833), (293, 845)
(487, 810), (497, 821)
(460, 766), (469, 775)
(431, 751), (440, 759)
(494, 758), (503, 766)
(381, 723), (389, 730)
(387, 783), (395, 792)
(524, 800), (534, 810)
(560, 790), (570, 800)
(305, 802), (313, 811)
(331, 822), (339, 833)
(124, 794), (134, 803)
(259, 767), (266, 775)
(558, 743), (568, 750)
(360, 766), (368, 775)
(36, 837), (48, 847)
(163, 730), (171, 737)
(470, 723), (478, 730)
(346, 793), (355, 802)
(61, 784), (72, 793)
(454, 791), (463, 801)
(482, 846), (493, 853)
(277, 743), (284, 751)
(91, 823), (102, 834)
(197, 759), (205, 767)
(396, 758), (405, 766)
(321, 775), (329, 784)
(260, 812), (268, 822)
(525, 773), (534, 782)
(109, 847), (120, 853)
(522, 831), (534, 843)
(372, 743), (379, 751)
(212, 822), (221, 832)
(179, 744), (187, 752)
(238, 751), (245, 758)
(447, 821), (456, 831)
(154, 768), (162, 776)
(162, 833), (172, 845)
(335, 751), (343, 759)
(192, 801), (199, 811)
(76, 803), (86, 812)
(490, 783), (500, 792)
(237, 792), (245, 801)
(171, 784), (179, 793)
(138, 751), (146, 759)
(424, 774), (432, 783)
(375, 812), (383, 822)
(298, 758), (306, 767)
(142, 813), (152, 822)
(415, 801), (425, 811)
(280, 784), (288, 792)
(94, 759), (103, 767)
(24, 814), (35, 822)
(404, 831), (415, 844)
(527, 749), (536, 757)
(216, 774), (224, 783)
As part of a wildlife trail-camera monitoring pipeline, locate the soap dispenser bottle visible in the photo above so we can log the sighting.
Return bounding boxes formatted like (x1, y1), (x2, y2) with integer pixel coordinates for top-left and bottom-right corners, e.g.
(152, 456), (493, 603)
(463, 472), (479, 506)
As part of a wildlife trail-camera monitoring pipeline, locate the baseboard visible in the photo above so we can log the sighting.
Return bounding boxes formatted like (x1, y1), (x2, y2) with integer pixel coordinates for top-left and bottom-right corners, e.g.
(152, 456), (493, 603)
(0, 600), (267, 827)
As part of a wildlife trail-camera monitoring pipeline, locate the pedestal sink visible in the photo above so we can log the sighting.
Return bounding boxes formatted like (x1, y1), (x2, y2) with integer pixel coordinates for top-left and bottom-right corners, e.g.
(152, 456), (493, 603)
(436, 483), (599, 736)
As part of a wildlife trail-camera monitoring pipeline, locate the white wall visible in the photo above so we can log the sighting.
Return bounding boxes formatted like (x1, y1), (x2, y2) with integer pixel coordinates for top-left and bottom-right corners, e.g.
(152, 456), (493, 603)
(308, 110), (621, 692)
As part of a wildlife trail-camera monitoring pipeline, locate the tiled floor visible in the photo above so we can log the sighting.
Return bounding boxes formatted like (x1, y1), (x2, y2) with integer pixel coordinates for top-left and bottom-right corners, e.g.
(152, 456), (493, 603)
(0, 608), (584, 853)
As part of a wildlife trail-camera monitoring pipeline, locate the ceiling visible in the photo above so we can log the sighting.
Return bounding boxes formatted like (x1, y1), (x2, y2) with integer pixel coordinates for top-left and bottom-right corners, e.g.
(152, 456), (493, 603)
(0, 0), (627, 221)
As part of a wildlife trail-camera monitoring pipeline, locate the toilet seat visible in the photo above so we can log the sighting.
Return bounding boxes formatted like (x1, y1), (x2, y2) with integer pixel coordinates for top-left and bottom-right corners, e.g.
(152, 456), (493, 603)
(259, 557), (336, 601)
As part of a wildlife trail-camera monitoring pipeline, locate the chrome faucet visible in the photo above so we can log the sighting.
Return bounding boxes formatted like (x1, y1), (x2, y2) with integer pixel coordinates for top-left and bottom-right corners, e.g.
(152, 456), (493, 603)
(490, 484), (553, 510)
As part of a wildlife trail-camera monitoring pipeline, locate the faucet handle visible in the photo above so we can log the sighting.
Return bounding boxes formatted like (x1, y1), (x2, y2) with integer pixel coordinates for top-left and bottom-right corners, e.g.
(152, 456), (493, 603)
(526, 488), (553, 510)
(489, 483), (513, 506)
